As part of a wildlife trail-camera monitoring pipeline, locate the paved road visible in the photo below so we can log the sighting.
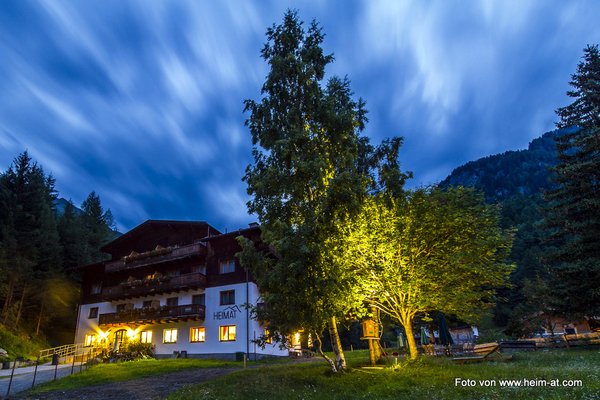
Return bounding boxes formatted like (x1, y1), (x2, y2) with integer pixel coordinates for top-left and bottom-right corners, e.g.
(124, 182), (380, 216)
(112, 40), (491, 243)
(0, 363), (86, 398)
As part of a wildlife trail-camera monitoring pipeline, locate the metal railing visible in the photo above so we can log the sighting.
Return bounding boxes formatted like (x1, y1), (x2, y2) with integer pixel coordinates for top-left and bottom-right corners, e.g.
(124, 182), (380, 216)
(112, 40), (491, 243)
(4, 343), (103, 397)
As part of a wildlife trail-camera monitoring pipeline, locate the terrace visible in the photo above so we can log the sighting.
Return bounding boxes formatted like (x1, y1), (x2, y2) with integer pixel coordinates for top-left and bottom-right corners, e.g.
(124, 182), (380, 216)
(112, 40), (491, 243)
(100, 272), (207, 301)
(98, 303), (205, 326)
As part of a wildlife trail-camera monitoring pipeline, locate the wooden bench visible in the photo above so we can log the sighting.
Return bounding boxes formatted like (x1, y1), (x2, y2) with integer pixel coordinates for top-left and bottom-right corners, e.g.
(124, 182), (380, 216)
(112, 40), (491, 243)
(452, 342), (512, 364)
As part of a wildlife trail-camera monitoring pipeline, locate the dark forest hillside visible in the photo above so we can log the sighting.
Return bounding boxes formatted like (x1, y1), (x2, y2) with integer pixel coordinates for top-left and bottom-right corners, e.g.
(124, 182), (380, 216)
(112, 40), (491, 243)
(440, 129), (563, 200)
(0, 152), (117, 355)
(440, 129), (568, 334)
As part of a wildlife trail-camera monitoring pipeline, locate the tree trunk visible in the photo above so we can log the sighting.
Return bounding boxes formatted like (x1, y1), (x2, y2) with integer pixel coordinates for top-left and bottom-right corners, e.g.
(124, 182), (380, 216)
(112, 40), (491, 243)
(329, 316), (346, 371)
(36, 301), (44, 336)
(368, 305), (382, 365)
(403, 316), (419, 360)
(314, 334), (338, 373)
(15, 286), (26, 327)
(1, 278), (15, 323)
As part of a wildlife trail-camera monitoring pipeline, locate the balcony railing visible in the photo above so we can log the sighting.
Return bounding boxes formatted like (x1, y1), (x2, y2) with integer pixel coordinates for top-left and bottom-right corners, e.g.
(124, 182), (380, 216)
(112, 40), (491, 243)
(101, 272), (207, 301)
(105, 243), (206, 272)
(99, 303), (205, 326)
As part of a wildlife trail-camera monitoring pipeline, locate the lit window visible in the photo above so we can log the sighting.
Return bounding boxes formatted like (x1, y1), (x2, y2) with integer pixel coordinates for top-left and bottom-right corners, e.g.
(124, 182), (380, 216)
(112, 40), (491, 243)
(140, 331), (153, 344)
(220, 325), (236, 341)
(88, 307), (98, 319)
(163, 328), (178, 343)
(190, 327), (206, 342)
(219, 260), (235, 274)
(220, 290), (235, 305)
(84, 334), (96, 347)
(264, 329), (272, 344)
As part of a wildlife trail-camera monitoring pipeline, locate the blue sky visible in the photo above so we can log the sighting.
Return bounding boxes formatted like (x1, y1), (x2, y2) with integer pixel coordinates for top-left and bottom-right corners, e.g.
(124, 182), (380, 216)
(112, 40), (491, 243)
(1, 0), (599, 232)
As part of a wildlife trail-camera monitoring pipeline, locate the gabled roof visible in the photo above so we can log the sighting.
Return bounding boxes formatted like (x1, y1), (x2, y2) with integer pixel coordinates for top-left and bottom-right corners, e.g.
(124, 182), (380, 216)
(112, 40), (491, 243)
(101, 220), (221, 258)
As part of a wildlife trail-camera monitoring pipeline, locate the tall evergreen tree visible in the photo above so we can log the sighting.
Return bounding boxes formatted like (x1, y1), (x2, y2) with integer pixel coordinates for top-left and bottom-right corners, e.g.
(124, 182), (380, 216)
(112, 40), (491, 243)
(0, 151), (61, 327)
(80, 191), (114, 265)
(545, 45), (600, 317)
(58, 200), (86, 275)
(238, 10), (408, 372)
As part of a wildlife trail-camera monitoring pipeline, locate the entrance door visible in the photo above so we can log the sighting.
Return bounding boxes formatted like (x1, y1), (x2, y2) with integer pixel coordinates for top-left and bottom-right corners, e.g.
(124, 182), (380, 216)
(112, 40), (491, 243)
(114, 329), (127, 351)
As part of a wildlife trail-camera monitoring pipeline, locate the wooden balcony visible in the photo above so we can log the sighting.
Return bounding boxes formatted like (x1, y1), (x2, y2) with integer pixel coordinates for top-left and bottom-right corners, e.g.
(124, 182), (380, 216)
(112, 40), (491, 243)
(101, 272), (207, 301)
(99, 303), (205, 326)
(105, 243), (206, 272)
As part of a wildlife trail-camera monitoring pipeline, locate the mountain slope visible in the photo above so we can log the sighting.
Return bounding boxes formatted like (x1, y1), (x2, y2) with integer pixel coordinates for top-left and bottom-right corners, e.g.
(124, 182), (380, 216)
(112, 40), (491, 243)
(440, 129), (562, 200)
(439, 129), (567, 333)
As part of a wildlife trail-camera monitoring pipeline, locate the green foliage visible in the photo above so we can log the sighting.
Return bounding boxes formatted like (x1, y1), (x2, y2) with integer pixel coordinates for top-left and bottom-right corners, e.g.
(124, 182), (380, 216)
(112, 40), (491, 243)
(103, 341), (156, 362)
(239, 10), (409, 372)
(341, 187), (513, 358)
(0, 323), (48, 360)
(545, 44), (600, 318)
(439, 131), (566, 334)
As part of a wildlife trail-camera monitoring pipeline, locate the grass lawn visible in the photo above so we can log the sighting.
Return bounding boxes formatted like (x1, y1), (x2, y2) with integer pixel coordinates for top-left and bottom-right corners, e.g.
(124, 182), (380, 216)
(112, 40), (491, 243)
(29, 358), (240, 393)
(169, 349), (600, 400)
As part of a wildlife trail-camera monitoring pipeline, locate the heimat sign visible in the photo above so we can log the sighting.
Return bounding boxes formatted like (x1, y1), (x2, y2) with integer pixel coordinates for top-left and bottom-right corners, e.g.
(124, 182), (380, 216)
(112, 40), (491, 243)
(213, 305), (242, 320)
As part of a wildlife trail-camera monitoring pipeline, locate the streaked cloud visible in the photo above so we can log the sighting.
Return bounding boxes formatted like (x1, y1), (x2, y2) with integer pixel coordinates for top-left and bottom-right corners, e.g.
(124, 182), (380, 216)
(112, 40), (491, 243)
(1, 0), (599, 231)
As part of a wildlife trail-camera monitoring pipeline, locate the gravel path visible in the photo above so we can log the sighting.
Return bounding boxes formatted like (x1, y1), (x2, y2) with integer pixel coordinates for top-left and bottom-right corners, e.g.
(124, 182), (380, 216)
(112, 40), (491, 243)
(15, 367), (239, 400)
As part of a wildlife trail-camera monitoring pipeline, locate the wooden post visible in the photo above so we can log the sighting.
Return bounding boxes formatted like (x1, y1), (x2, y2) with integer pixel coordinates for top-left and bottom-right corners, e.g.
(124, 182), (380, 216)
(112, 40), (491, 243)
(71, 350), (76, 375)
(6, 359), (18, 397)
(31, 354), (41, 388)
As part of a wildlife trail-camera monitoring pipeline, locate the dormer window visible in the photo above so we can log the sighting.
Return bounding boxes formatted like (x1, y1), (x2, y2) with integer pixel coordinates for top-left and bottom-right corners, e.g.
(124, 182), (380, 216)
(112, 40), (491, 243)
(90, 283), (102, 295)
(219, 260), (235, 274)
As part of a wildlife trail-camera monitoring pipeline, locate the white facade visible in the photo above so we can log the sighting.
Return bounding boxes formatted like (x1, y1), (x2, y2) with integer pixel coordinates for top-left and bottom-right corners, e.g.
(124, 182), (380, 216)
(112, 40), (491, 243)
(75, 282), (287, 358)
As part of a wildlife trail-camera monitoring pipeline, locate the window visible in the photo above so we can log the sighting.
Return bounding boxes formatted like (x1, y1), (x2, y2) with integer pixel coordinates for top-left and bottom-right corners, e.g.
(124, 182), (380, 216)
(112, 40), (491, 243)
(143, 300), (153, 308)
(88, 307), (98, 319)
(116, 304), (126, 313)
(84, 334), (96, 347)
(163, 328), (178, 343)
(219, 260), (235, 274)
(192, 294), (205, 306)
(219, 290), (235, 305)
(219, 325), (236, 341)
(264, 329), (272, 344)
(190, 327), (206, 342)
(166, 297), (179, 307)
(90, 283), (102, 295)
(140, 330), (153, 344)
(192, 265), (207, 274)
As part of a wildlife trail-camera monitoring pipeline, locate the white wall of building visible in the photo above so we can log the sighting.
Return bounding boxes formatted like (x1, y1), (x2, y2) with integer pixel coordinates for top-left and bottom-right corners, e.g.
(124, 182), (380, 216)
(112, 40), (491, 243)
(75, 282), (287, 357)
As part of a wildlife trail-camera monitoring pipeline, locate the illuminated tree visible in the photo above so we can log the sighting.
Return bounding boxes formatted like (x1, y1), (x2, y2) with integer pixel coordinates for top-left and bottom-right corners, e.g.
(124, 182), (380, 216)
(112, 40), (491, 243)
(239, 10), (410, 372)
(343, 187), (513, 359)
